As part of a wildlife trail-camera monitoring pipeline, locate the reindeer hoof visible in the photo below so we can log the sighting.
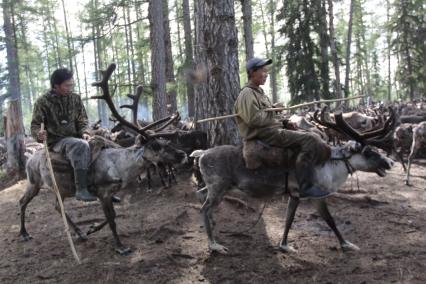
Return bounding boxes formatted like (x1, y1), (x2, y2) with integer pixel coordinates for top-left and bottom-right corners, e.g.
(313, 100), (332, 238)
(279, 244), (297, 253)
(209, 242), (229, 254)
(341, 241), (360, 252)
(21, 233), (33, 241)
(115, 246), (132, 255)
(78, 233), (88, 241)
(404, 180), (411, 186)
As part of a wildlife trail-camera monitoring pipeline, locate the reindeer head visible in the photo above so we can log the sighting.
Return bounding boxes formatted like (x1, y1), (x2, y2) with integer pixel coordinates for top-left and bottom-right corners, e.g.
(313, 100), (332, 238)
(142, 138), (187, 166)
(92, 63), (187, 167)
(314, 107), (396, 176)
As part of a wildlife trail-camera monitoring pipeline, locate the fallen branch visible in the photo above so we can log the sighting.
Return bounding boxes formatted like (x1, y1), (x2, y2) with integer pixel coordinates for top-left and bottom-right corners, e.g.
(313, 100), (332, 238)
(197, 95), (365, 123)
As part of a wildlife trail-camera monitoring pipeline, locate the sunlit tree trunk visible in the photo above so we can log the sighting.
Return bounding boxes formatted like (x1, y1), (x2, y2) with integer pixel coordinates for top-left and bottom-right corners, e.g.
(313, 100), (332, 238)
(194, 0), (240, 145)
(149, 0), (168, 120)
(163, 0), (178, 114)
(2, 0), (25, 174)
(241, 0), (254, 61)
(183, 0), (195, 117)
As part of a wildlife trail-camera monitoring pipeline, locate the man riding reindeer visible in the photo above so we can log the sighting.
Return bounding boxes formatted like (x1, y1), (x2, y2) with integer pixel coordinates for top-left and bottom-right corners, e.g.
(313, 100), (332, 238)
(30, 68), (96, 202)
(234, 58), (332, 199)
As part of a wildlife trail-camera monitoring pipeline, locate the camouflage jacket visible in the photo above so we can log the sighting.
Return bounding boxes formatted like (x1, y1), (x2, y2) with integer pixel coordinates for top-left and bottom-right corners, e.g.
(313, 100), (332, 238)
(234, 84), (281, 141)
(30, 90), (90, 146)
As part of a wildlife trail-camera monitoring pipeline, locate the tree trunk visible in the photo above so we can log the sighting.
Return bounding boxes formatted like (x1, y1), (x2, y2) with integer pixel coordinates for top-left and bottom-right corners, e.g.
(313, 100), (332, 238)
(194, 0), (240, 146)
(123, 7), (133, 94)
(327, 0), (342, 103)
(317, 0), (331, 100)
(149, 0), (168, 120)
(268, 0), (278, 103)
(2, 0), (25, 173)
(241, 0), (254, 61)
(163, 0), (178, 114)
(386, 0), (391, 102)
(344, 0), (355, 100)
(60, 0), (73, 69)
(183, 0), (195, 117)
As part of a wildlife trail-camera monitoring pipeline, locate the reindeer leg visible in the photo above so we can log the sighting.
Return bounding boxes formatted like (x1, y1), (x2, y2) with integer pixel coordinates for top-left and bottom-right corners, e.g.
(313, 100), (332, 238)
(100, 198), (131, 255)
(315, 199), (359, 252)
(404, 142), (419, 186)
(279, 196), (299, 253)
(19, 183), (41, 241)
(146, 167), (152, 192)
(158, 165), (168, 188)
(201, 185), (228, 254)
(54, 198), (88, 241)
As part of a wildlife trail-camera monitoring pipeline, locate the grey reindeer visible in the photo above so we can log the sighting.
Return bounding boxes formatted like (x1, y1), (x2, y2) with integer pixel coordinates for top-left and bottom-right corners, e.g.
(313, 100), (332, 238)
(191, 108), (396, 254)
(19, 64), (187, 255)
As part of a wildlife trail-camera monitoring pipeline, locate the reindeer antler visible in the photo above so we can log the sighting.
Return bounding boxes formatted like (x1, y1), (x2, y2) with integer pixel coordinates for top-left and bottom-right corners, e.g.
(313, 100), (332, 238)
(314, 106), (397, 147)
(91, 64), (151, 140)
(120, 85), (143, 125)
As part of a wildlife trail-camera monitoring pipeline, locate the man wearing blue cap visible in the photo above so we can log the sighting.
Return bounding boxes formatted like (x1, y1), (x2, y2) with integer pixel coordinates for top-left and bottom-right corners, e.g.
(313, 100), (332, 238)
(234, 57), (332, 199)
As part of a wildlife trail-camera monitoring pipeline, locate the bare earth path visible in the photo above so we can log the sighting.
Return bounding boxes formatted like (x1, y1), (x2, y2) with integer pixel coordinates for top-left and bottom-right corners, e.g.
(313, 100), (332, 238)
(0, 161), (425, 283)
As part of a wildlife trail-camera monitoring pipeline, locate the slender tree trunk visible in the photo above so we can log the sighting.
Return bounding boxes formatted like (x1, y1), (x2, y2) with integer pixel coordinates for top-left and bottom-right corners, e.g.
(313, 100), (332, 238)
(317, 0), (331, 100)
(327, 0), (343, 103)
(183, 0), (195, 117)
(81, 41), (89, 110)
(149, 0), (168, 120)
(60, 0), (73, 69)
(93, 2), (108, 127)
(386, 0), (391, 102)
(194, 0), (240, 145)
(241, 0), (254, 61)
(344, 0), (355, 100)
(268, 0), (278, 103)
(41, 8), (51, 76)
(65, 7), (82, 95)
(123, 7), (133, 94)
(50, 2), (62, 67)
(127, 6), (136, 85)
(2, 0), (25, 173)
(401, 3), (414, 100)
(163, 0), (178, 114)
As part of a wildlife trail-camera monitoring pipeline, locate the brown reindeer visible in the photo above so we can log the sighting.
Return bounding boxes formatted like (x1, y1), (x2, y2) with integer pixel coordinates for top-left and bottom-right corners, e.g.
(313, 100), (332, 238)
(19, 64), (187, 255)
(191, 108), (396, 254)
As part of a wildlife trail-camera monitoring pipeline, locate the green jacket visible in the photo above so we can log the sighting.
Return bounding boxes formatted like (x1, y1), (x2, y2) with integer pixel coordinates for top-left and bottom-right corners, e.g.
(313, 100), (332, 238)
(31, 90), (90, 146)
(233, 85), (281, 141)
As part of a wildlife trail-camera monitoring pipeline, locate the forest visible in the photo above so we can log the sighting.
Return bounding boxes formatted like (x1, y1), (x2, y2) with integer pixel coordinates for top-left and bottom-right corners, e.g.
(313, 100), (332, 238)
(0, 0), (425, 283)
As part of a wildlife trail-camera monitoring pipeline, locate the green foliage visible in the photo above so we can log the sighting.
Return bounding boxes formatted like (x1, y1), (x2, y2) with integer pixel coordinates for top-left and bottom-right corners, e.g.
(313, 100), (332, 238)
(389, 0), (426, 100)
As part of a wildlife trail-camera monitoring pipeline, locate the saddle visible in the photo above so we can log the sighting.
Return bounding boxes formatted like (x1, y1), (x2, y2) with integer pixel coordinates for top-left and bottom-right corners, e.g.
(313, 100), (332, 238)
(48, 135), (121, 172)
(242, 140), (296, 170)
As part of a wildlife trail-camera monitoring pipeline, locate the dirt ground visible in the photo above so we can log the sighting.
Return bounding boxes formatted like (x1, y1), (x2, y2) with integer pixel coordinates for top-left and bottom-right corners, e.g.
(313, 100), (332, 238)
(0, 159), (425, 284)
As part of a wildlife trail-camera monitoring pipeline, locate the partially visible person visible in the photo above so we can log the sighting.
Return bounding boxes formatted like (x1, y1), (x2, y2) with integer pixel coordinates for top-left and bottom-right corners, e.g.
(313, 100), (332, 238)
(234, 57), (332, 199)
(31, 68), (96, 202)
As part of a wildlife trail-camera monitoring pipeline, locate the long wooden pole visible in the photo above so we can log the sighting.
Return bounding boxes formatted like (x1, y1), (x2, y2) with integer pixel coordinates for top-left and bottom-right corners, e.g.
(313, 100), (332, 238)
(196, 95), (365, 123)
(41, 123), (81, 264)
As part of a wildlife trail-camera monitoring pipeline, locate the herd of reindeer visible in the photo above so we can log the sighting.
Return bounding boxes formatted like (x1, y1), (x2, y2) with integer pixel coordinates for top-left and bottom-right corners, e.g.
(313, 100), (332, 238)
(2, 63), (425, 256)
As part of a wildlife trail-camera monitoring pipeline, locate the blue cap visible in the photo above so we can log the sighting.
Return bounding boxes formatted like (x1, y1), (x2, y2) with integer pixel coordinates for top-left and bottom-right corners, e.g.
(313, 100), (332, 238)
(246, 57), (273, 72)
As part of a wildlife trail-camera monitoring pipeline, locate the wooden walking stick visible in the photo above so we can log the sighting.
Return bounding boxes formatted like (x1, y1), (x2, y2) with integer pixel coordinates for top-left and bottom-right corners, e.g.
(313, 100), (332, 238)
(197, 95), (366, 123)
(41, 123), (81, 264)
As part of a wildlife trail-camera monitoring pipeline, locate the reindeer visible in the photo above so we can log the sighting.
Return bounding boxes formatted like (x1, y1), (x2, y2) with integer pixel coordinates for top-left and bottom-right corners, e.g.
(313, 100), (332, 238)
(190, 108), (396, 254)
(404, 121), (426, 185)
(19, 64), (188, 255)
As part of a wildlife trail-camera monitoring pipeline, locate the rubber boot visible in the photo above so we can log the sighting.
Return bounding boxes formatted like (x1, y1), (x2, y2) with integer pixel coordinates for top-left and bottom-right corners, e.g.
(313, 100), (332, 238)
(74, 169), (97, 202)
